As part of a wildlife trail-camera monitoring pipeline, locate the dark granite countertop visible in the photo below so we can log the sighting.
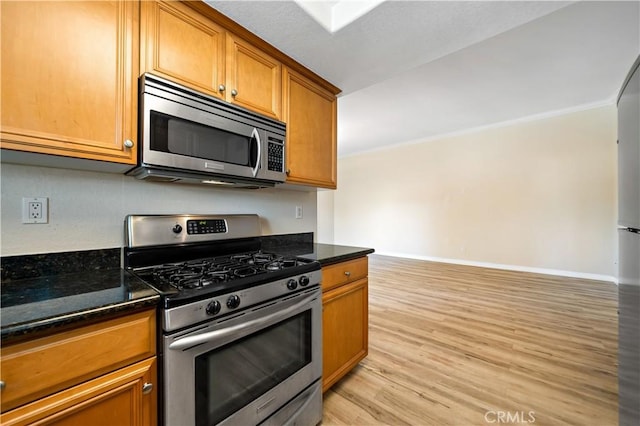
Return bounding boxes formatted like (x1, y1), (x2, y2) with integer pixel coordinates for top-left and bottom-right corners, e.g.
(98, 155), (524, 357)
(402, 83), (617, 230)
(0, 237), (371, 343)
(1, 268), (159, 342)
(300, 243), (375, 265)
(265, 242), (375, 266)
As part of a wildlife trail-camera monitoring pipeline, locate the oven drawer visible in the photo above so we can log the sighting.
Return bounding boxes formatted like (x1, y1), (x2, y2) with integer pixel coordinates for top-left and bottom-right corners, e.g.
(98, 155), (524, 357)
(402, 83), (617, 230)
(322, 257), (368, 292)
(0, 309), (156, 412)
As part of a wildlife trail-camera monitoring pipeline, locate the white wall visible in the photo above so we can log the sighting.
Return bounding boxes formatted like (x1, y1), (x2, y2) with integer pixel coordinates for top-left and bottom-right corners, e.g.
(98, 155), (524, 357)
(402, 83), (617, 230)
(316, 190), (334, 243)
(0, 164), (317, 256)
(330, 105), (618, 280)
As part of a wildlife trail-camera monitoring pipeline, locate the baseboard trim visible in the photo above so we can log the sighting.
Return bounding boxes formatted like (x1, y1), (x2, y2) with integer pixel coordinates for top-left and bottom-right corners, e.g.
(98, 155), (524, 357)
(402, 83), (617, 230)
(373, 251), (617, 284)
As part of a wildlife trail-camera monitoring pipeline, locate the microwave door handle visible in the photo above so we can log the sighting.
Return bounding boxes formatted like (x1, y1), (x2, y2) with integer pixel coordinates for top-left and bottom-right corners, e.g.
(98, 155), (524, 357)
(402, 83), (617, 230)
(251, 128), (261, 177)
(168, 293), (317, 351)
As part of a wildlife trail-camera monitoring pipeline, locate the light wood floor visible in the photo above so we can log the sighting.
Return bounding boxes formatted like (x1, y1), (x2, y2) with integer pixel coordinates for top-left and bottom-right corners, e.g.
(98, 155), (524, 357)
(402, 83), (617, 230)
(322, 255), (618, 426)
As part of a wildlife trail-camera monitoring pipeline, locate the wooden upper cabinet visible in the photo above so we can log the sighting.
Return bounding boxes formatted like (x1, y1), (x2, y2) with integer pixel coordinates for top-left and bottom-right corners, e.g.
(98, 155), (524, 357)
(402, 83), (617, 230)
(141, 2), (281, 119)
(0, 0), (138, 164)
(141, 0), (226, 99)
(226, 34), (282, 119)
(1, 0), (338, 185)
(283, 67), (337, 189)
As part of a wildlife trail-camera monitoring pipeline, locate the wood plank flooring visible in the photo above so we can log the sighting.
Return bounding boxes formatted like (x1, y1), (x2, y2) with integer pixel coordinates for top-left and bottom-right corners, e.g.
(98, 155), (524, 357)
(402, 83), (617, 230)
(322, 255), (618, 426)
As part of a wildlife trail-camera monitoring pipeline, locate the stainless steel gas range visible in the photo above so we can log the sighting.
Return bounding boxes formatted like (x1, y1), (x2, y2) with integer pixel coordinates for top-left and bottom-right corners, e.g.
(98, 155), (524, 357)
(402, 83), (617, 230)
(122, 214), (323, 426)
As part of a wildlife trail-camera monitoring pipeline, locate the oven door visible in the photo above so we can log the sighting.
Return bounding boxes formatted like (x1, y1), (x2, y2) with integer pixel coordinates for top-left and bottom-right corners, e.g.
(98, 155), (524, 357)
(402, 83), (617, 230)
(163, 287), (322, 426)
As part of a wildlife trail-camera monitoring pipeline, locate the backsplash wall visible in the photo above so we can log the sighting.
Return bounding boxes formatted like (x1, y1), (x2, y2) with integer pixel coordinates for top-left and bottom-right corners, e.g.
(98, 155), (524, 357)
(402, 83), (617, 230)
(0, 163), (317, 256)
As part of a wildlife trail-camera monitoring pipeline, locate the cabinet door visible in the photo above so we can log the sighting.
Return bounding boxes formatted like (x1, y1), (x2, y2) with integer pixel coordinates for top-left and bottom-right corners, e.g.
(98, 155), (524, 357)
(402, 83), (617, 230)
(283, 68), (337, 189)
(322, 278), (369, 392)
(0, 0), (138, 164)
(226, 34), (282, 119)
(141, 0), (225, 99)
(0, 357), (157, 426)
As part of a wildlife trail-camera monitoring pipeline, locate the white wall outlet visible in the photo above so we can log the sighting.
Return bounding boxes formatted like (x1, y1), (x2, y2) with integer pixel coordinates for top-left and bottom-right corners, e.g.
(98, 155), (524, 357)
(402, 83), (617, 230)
(295, 205), (303, 219)
(22, 197), (49, 224)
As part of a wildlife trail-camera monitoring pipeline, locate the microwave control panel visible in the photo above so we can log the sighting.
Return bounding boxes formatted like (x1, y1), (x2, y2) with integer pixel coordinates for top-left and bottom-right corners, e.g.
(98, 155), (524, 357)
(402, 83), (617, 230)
(267, 141), (284, 172)
(186, 219), (227, 235)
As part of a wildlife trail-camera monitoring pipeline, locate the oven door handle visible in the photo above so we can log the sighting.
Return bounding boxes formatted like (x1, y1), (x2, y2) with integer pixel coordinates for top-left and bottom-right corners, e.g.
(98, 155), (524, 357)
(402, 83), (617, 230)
(168, 293), (317, 351)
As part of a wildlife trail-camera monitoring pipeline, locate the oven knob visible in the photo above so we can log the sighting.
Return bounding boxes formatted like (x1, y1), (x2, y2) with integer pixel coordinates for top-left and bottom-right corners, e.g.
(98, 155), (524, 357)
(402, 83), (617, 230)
(226, 295), (241, 309)
(206, 300), (221, 316)
(287, 279), (298, 290)
(172, 224), (183, 234)
(299, 275), (310, 287)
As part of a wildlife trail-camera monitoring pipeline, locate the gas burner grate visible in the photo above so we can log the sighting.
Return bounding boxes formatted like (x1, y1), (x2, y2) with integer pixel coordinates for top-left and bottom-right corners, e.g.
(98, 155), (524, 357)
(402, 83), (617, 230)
(233, 266), (265, 278)
(265, 259), (302, 271)
(142, 251), (305, 291)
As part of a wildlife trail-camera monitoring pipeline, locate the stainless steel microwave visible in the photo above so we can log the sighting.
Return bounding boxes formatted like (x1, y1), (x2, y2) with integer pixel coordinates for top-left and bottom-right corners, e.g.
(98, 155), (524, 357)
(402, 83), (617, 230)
(127, 74), (286, 188)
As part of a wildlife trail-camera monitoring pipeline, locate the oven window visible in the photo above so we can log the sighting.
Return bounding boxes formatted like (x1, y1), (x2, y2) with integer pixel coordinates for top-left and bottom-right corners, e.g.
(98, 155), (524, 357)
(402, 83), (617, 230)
(150, 111), (251, 166)
(195, 311), (312, 426)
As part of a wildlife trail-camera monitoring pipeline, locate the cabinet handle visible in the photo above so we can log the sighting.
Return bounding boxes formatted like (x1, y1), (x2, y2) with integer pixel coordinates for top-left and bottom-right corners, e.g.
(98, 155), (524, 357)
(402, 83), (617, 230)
(231, 89), (238, 97)
(218, 84), (226, 92)
(0, 380), (5, 390)
(123, 139), (134, 149)
(344, 271), (351, 277)
(142, 382), (153, 395)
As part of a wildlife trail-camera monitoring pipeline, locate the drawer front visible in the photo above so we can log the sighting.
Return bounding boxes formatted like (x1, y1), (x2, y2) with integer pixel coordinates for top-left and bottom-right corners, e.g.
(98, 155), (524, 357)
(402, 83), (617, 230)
(322, 257), (368, 292)
(0, 309), (156, 412)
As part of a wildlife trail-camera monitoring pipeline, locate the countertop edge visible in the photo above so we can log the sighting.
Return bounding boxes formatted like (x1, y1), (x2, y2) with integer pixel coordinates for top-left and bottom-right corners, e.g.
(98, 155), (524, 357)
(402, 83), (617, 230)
(314, 248), (376, 266)
(1, 294), (160, 343)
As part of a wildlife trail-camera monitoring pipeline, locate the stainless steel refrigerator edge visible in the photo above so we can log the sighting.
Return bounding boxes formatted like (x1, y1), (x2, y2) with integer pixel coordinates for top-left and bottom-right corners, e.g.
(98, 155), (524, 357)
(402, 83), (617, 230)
(617, 54), (640, 426)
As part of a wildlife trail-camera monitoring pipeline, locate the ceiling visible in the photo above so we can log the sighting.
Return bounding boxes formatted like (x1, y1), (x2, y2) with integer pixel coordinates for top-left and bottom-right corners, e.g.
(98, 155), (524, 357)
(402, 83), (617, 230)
(206, 1), (640, 157)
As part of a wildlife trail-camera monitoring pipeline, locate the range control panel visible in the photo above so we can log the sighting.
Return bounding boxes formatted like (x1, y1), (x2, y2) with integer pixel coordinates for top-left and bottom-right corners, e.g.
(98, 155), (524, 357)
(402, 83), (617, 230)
(186, 219), (227, 235)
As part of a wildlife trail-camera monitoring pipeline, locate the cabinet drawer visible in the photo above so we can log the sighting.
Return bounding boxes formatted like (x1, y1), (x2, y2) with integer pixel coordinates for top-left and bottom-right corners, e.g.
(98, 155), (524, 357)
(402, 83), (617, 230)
(322, 257), (368, 292)
(0, 309), (156, 412)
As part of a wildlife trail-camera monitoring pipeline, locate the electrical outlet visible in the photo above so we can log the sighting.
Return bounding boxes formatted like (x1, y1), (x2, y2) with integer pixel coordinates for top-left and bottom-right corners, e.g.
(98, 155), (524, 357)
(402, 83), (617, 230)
(22, 197), (48, 224)
(295, 205), (303, 219)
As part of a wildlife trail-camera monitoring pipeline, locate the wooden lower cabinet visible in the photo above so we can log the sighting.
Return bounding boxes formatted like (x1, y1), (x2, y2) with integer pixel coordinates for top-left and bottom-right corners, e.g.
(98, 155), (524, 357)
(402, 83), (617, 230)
(0, 358), (156, 426)
(322, 257), (369, 392)
(0, 309), (157, 426)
